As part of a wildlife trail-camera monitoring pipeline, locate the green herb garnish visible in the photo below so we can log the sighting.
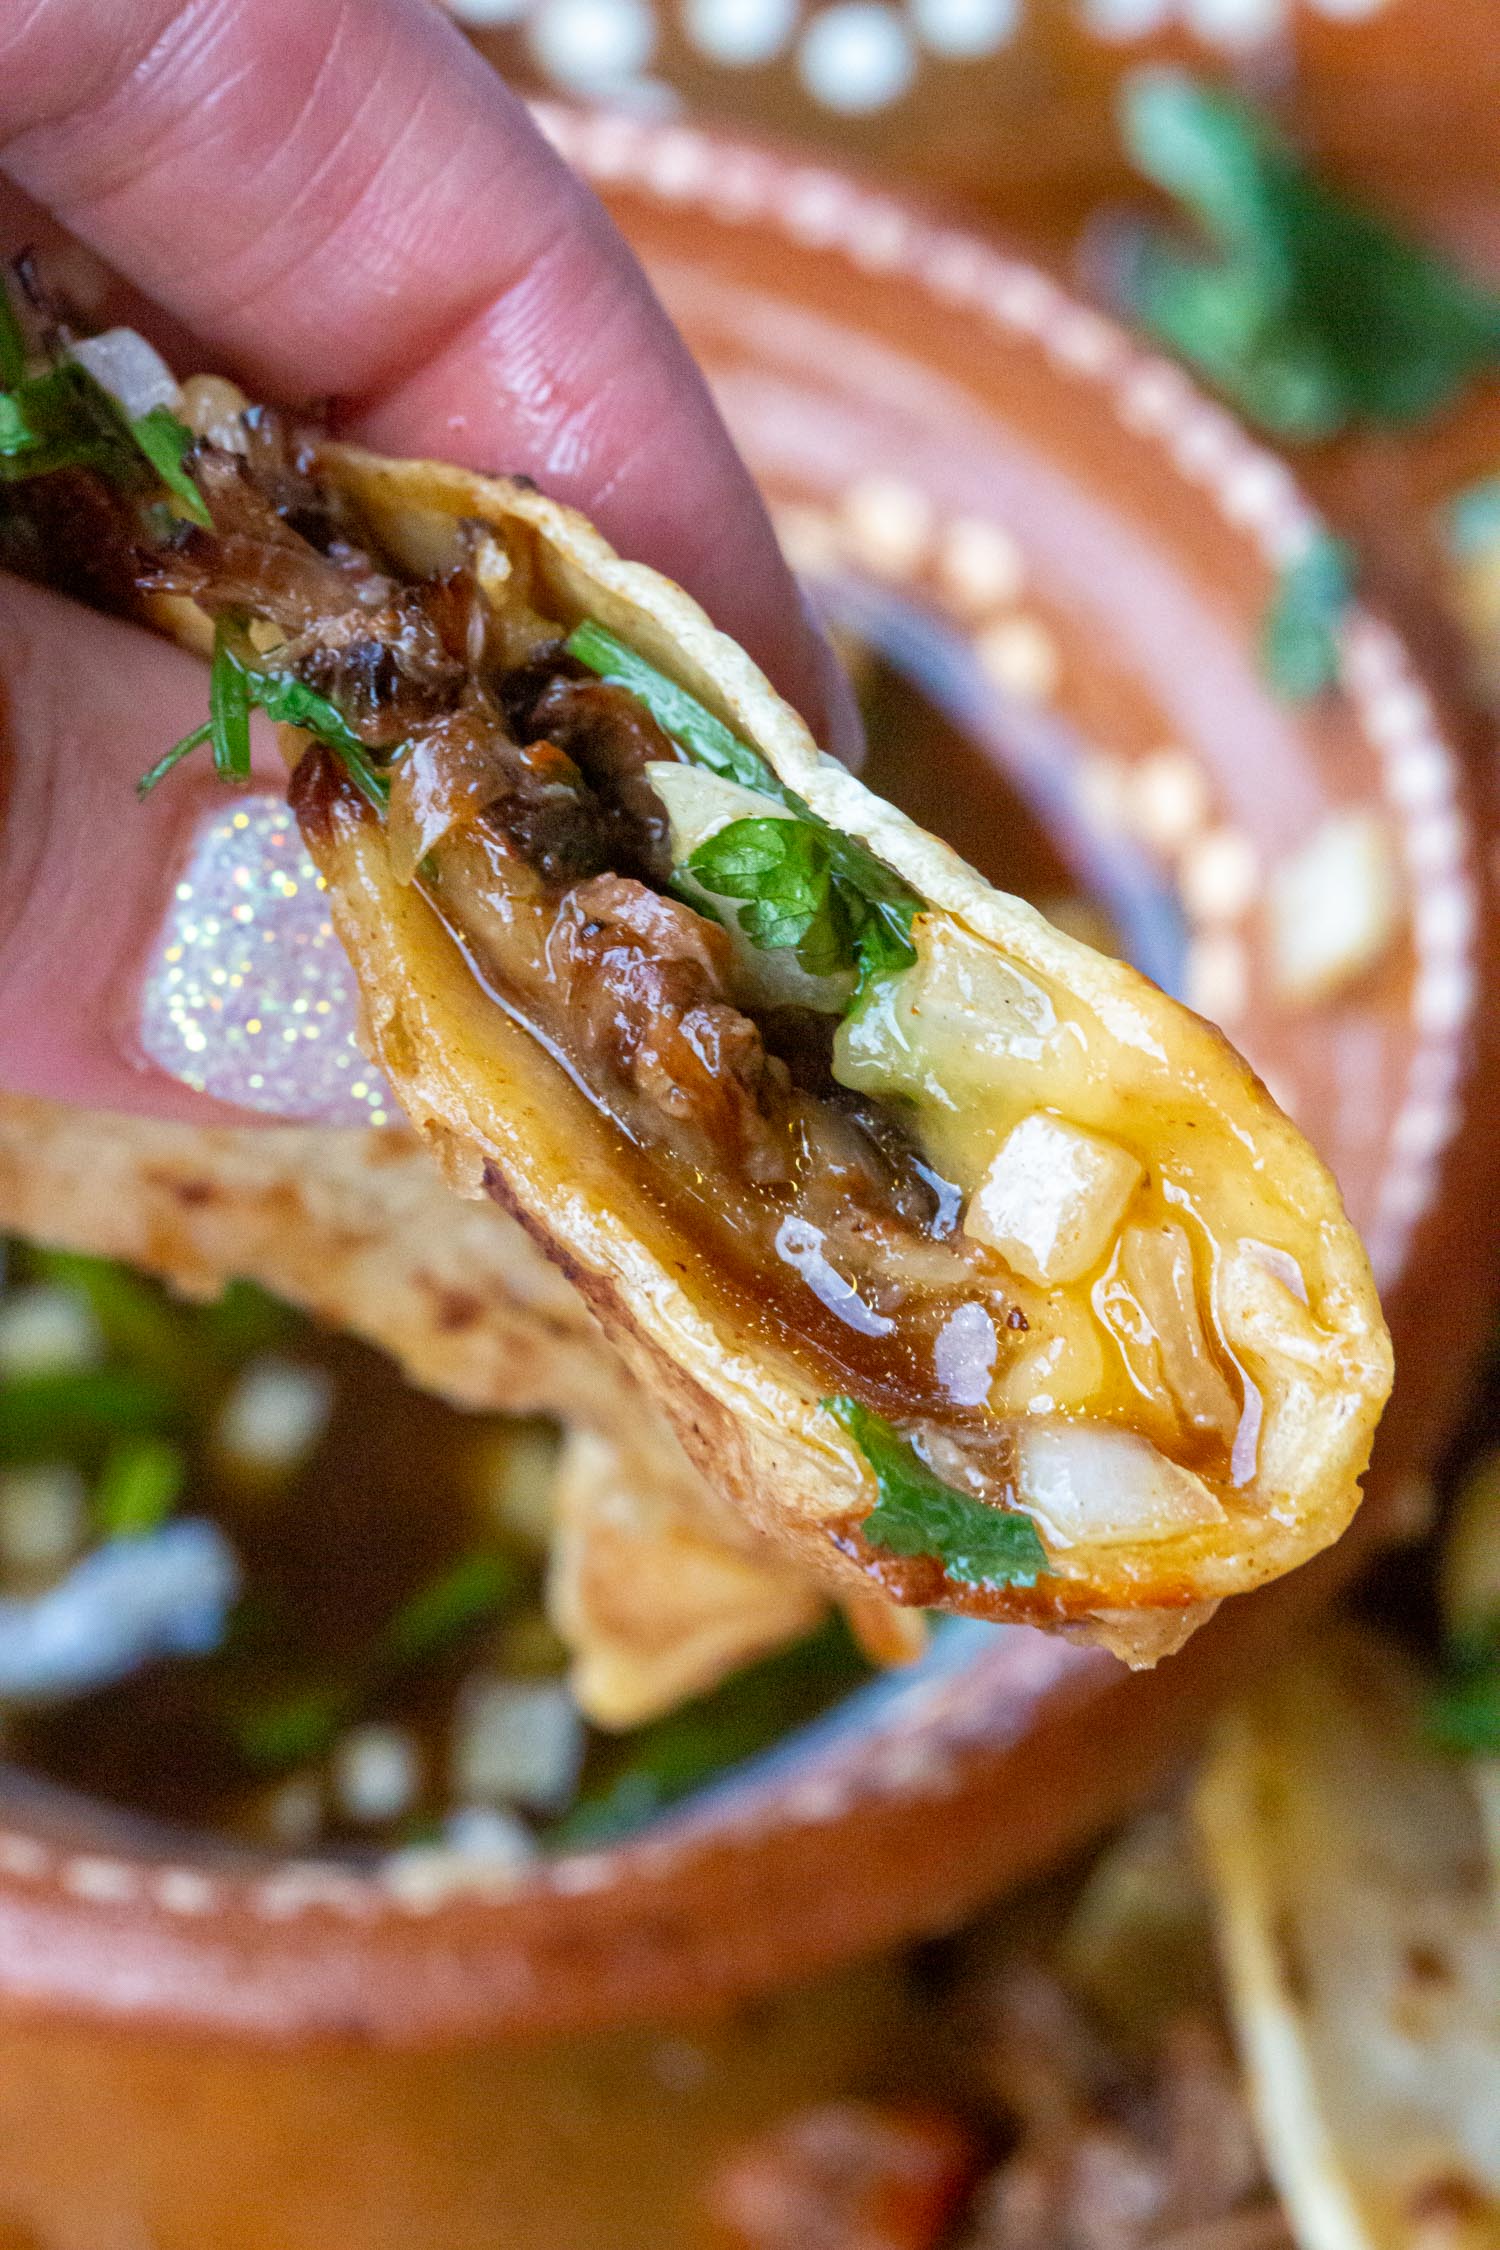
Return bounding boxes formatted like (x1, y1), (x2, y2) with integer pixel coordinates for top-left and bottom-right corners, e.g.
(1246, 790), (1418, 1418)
(1429, 1623), (1500, 1757)
(0, 1366), (179, 1464)
(687, 818), (853, 978)
(381, 1551), (517, 1669)
(1261, 534), (1355, 700)
(1119, 70), (1500, 440)
(0, 297), (210, 519)
(139, 654), (392, 809)
(94, 1436), (185, 1540)
(550, 1614), (871, 1847)
(826, 1395), (1047, 1590)
(566, 619), (773, 791)
(566, 619), (919, 1002)
(231, 1685), (351, 1772)
(209, 617), (253, 781)
(129, 404), (212, 526)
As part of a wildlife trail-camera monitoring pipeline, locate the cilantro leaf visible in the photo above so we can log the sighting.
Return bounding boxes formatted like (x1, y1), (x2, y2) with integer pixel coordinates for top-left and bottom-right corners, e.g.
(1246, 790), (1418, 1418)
(1261, 534), (1355, 700)
(209, 619), (253, 781)
(568, 619), (920, 1003)
(1429, 1623), (1500, 1757)
(94, 1436), (185, 1541)
(129, 404), (212, 527)
(688, 818), (853, 977)
(381, 1551), (516, 1669)
(565, 619), (772, 791)
(1119, 69), (1500, 440)
(139, 657), (391, 809)
(0, 362), (140, 483)
(230, 1685), (351, 1773)
(826, 1395), (1047, 1590)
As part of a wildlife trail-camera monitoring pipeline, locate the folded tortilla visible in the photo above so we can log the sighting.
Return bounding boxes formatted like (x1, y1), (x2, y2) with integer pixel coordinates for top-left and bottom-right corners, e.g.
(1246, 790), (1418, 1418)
(1197, 1628), (1500, 2249)
(2, 335), (1394, 1661)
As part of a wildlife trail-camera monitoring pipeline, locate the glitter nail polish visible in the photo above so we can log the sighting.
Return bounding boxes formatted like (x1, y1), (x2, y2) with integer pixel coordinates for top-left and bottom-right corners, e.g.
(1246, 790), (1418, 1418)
(139, 793), (392, 1126)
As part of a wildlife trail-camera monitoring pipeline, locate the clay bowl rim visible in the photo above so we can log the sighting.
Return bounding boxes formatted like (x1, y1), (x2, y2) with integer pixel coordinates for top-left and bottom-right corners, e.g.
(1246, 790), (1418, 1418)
(0, 107), (1495, 2050)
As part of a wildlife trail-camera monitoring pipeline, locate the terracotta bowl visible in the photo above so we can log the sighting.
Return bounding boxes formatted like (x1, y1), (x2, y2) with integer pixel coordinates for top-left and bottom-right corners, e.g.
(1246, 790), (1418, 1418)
(461, 0), (1500, 242)
(0, 109), (1496, 2249)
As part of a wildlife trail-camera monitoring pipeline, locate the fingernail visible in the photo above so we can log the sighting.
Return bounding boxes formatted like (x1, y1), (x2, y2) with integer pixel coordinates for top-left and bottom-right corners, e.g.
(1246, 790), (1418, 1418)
(138, 792), (394, 1126)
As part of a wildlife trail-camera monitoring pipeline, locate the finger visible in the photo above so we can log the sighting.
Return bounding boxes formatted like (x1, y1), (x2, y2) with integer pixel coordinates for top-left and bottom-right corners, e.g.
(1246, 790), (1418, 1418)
(0, 575), (355, 1128)
(0, 0), (854, 752)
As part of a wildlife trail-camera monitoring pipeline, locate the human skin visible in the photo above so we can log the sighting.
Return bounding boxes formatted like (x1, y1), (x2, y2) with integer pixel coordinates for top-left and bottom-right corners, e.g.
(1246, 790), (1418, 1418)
(0, 0), (855, 1124)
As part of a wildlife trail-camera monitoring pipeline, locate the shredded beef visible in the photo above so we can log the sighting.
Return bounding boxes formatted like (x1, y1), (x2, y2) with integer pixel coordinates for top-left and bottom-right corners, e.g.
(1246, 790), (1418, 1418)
(505, 659), (674, 882)
(545, 873), (793, 1183)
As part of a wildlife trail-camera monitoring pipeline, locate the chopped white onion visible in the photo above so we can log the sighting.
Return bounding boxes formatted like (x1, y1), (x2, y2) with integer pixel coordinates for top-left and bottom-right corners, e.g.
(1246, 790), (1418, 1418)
(964, 1113), (1143, 1286)
(1015, 1421), (1226, 1548)
(0, 1286), (100, 1377)
(774, 1218), (893, 1339)
(1117, 1221), (1239, 1441)
(216, 1358), (332, 1476)
(442, 1803), (539, 1868)
(933, 1301), (998, 1407)
(331, 1724), (421, 1826)
(451, 1675), (583, 1813)
(69, 327), (181, 420)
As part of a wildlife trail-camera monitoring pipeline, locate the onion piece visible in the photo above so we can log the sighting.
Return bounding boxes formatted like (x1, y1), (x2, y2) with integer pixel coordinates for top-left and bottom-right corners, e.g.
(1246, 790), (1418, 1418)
(1016, 1421), (1226, 1549)
(69, 328), (181, 420)
(386, 712), (509, 884)
(1116, 1221), (1240, 1443)
(965, 1113), (1143, 1286)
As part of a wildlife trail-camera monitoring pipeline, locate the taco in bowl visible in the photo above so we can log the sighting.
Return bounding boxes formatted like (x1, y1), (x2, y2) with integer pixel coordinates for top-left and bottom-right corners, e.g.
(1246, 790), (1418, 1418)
(0, 303), (1392, 1661)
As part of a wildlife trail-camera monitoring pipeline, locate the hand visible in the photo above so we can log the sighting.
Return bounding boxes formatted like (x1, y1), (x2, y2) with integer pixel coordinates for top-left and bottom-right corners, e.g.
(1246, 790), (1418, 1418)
(0, 0), (856, 1125)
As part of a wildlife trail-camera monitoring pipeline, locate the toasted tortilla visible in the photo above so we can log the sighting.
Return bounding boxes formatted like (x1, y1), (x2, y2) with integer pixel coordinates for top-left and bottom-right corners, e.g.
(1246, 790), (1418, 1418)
(241, 440), (1390, 1656)
(1197, 1627), (1500, 2250)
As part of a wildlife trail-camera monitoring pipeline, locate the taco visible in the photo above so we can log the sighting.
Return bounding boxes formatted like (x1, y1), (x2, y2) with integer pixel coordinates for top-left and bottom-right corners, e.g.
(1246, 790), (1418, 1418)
(0, 306), (1392, 1660)
(1197, 1627), (1500, 2250)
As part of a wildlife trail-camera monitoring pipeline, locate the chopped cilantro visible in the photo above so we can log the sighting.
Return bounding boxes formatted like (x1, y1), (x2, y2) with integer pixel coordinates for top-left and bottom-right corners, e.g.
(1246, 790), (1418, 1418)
(1119, 69), (1500, 440)
(209, 619), (254, 782)
(1261, 534), (1355, 700)
(567, 618), (919, 1003)
(0, 1367), (179, 1465)
(381, 1551), (517, 1668)
(1429, 1624), (1500, 1757)
(139, 656), (391, 809)
(689, 818), (854, 978)
(231, 1685), (350, 1773)
(129, 404), (212, 527)
(565, 618), (772, 791)
(549, 1615), (871, 1847)
(825, 1395), (1048, 1590)
(0, 328), (210, 520)
(94, 1436), (185, 1541)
